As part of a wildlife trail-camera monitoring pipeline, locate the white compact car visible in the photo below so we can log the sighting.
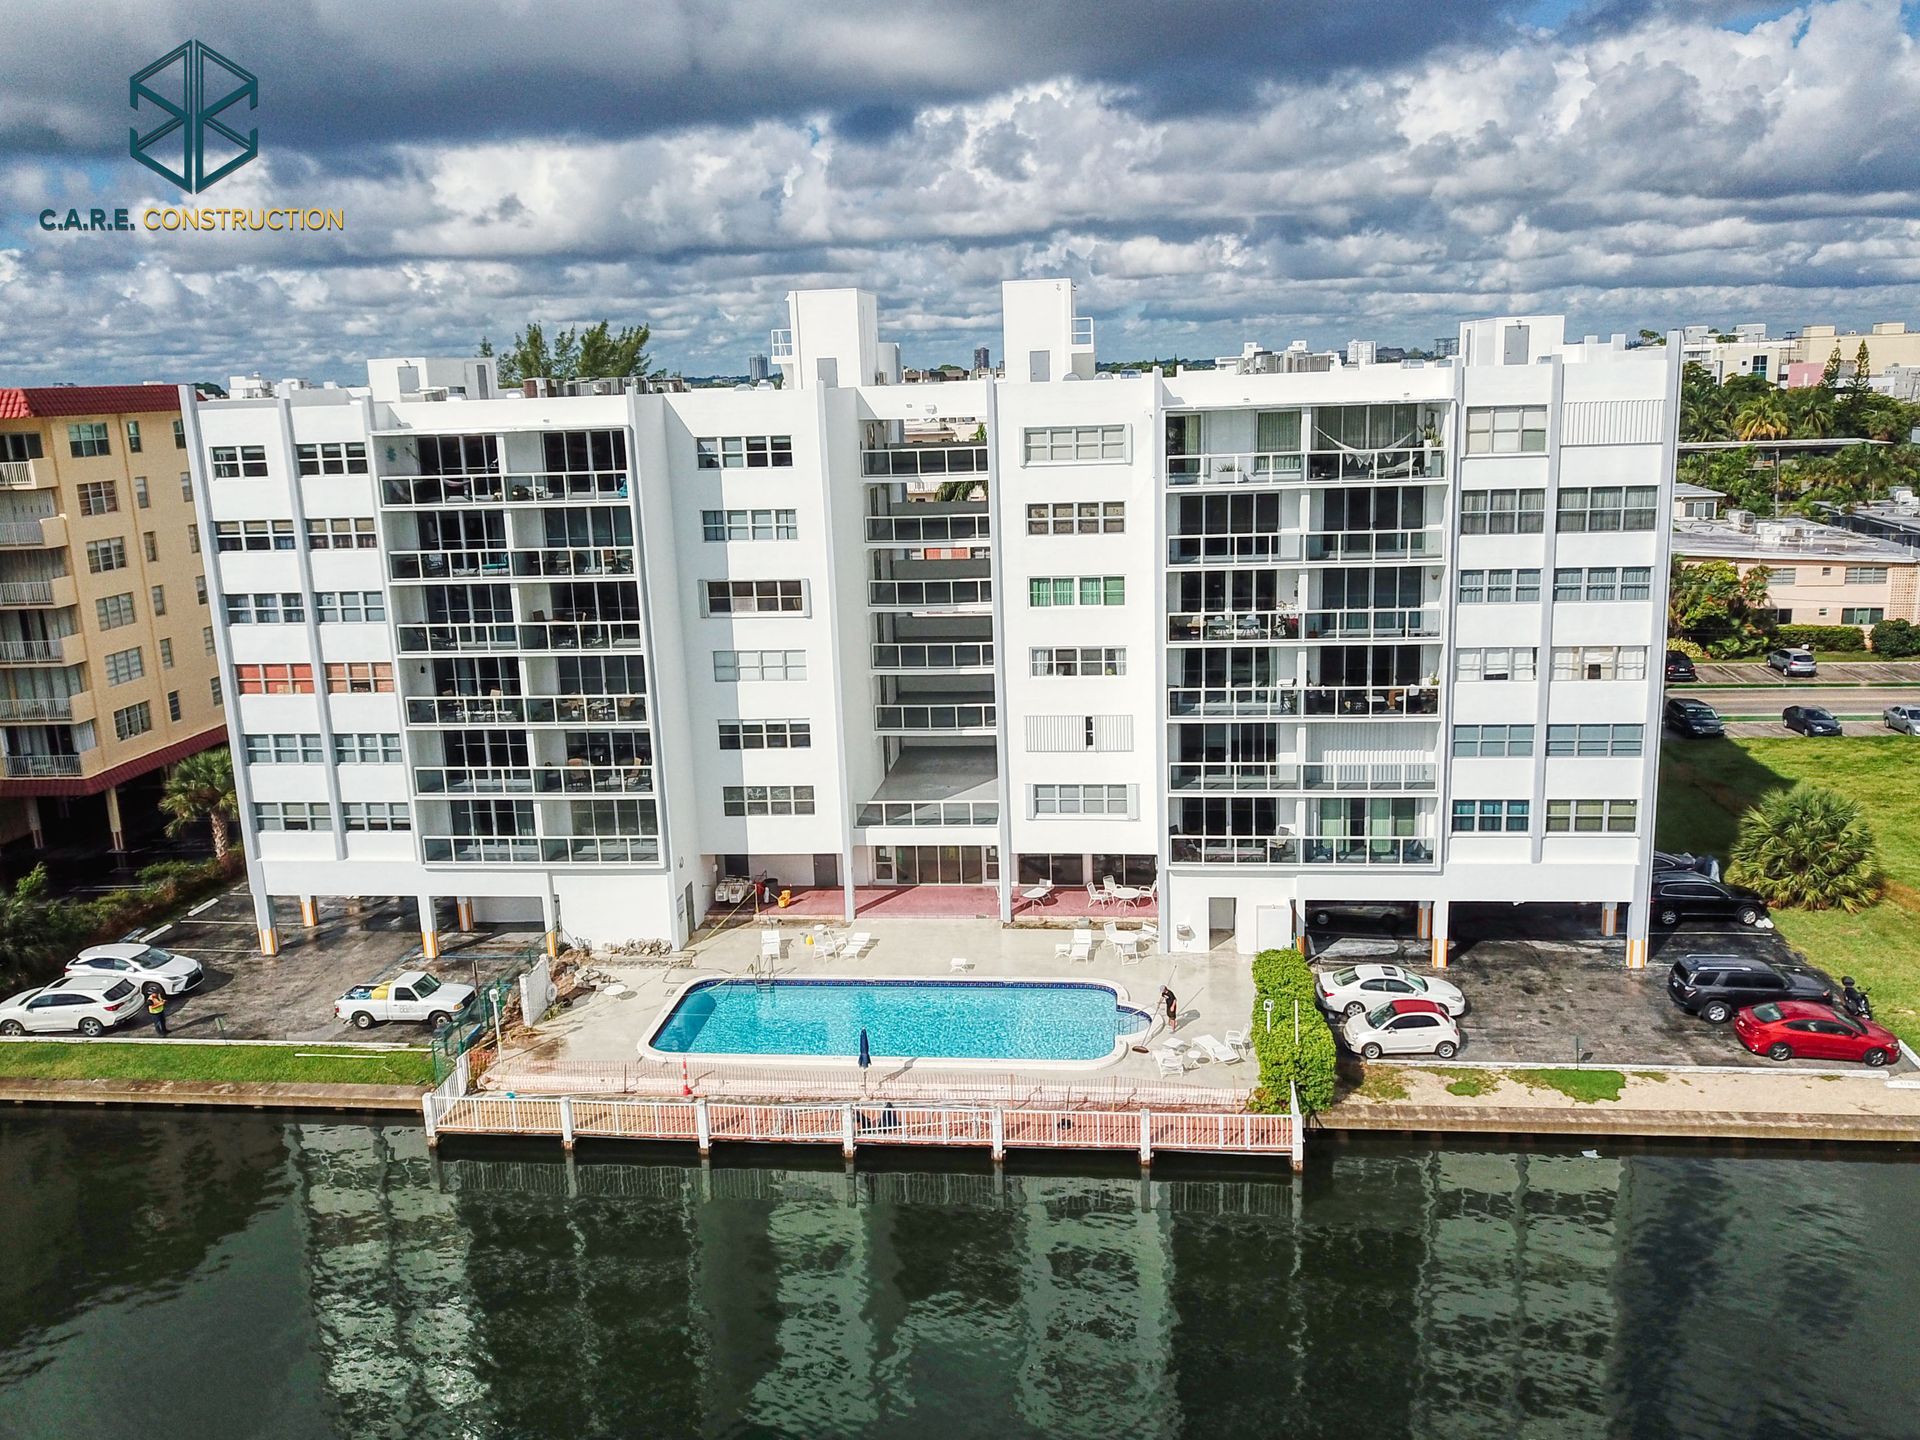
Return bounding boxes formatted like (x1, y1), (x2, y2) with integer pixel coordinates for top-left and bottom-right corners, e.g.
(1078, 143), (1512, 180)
(1340, 999), (1462, 1060)
(1316, 963), (1466, 1018)
(67, 943), (205, 996)
(0, 974), (146, 1036)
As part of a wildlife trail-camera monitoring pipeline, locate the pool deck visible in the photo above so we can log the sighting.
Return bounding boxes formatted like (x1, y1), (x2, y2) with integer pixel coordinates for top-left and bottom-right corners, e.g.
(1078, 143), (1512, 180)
(496, 916), (1258, 1104)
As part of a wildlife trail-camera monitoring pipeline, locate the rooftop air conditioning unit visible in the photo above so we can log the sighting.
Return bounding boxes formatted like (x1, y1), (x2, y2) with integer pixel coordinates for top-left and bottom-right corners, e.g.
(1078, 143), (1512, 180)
(1729, 509), (1757, 532)
(417, 387), (450, 402)
(523, 377), (551, 398)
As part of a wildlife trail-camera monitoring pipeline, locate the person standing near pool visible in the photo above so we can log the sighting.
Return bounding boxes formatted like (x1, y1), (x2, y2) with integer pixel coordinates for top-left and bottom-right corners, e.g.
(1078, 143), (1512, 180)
(1160, 986), (1178, 1032)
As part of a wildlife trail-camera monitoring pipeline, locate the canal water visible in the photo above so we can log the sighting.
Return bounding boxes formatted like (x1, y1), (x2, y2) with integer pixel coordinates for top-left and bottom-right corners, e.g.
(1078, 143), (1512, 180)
(1, 1112), (1914, 1439)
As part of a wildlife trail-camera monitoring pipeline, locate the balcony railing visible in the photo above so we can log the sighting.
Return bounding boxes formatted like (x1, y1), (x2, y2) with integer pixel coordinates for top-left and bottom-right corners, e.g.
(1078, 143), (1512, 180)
(0, 581), (56, 607)
(380, 470), (628, 507)
(1305, 448), (1444, 483)
(865, 514), (990, 545)
(1166, 685), (1440, 718)
(0, 521), (45, 546)
(395, 621), (644, 654)
(0, 697), (74, 721)
(0, 640), (63, 664)
(4, 754), (83, 778)
(1168, 535), (1302, 566)
(1169, 835), (1435, 866)
(870, 642), (993, 671)
(1167, 611), (1301, 643)
(1167, 686), (1298, 718)
(855, 800), (1000, 828)
(1304, 529), (1443, 562)
(421, 834), (661, 865)
(861, 445), (990, 479)
(413, 764), (653, 796)
(396, 622), (521, 654)
(1166, 453), (1305, 487)
(1169, 762), (1437, 793)
(1301, 608), (1441, 641)
(405, 694), (647, 726)
(868, 579), (991, 609)
(873, 703), (996, 733)
(389, 547), (636, 581)
(0, 461), (43, 489)
(1301, 686), (1439, 717)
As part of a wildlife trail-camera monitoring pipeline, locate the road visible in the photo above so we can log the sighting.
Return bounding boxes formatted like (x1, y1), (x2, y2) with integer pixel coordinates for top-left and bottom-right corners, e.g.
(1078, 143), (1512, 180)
(1686, 685), (1920, 717)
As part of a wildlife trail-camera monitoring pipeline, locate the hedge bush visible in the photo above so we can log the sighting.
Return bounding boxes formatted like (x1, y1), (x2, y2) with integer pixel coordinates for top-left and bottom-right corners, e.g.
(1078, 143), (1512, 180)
(1871, 618), (1920, 658)
(0, 856), (241, 993)
(1246, 947), (1338, 1114)
(1774, 624), (1865, 653)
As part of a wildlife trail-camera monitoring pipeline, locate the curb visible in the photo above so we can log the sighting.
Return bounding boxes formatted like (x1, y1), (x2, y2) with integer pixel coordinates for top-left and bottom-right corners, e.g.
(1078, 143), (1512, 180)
(0, 1077), (423, 1112)
(1319, 1103), (1920, 1144)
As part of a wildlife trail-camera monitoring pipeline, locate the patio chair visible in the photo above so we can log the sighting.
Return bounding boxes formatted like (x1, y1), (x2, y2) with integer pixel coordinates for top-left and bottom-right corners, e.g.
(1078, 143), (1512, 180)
(1067, 938), (1093, 963)
(844, 932), (871, 957)
(1053, 942), (1073, 959)
(1102, 876), (1121, 901)
(759, 929), (782, 959)
(1224, 1027), (1250, 1058)
(1191, 1034), (1240, 1064)
(1153, 1048), (1188, 1076)
(950, 957), (974, 973)
(1084, 881), (1110, 908)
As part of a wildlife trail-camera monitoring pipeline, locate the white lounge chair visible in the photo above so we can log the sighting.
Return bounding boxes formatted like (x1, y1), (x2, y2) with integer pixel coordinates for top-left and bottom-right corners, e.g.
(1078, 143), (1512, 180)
(1192, 1034), (1240, 1064)
(844, 932), (871, 957)
(950, 957), (974, 973)
(1153, 1048), (1188, 1076)
(1224, 1027), (1250, 1058)
(758, 929), (781, 958)
(1067, 939), (1092, 963)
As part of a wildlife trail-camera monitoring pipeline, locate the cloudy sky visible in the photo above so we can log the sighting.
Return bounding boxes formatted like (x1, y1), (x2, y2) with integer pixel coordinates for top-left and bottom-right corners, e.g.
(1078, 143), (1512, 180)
(3, 0), (1918, 384)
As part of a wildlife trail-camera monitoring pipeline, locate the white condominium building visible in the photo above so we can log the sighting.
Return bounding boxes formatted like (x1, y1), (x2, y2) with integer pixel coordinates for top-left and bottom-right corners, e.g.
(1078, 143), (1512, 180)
(188, 280), (1680, 966)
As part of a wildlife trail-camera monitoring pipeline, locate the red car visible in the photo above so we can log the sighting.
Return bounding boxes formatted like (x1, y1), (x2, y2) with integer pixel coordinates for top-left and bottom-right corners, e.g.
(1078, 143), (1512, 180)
(1732, 1000), (1902, 1067)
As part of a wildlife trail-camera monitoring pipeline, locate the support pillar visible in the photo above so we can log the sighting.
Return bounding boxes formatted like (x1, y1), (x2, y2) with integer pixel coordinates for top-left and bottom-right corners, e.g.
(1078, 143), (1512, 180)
(298, 896), (320, 928)
(456, 897), (475, 932)
(1138, 1108), (1154, 1167)
(1601, 901), (1620, 938)
(1416, 901), (1433, 940)
(841, 1102), (857, 1159)
(417, 895), (441, 961)
(1429, 898), (1451, 970)
(559, 1095), (576, 1151)
(103, 783), (125, 853)
(24, 796), (44, 850)
(253, 887), (280, 957)
(694, 1096), (712, 1156)
(540, 888), (560, 958)
(1625, 900), (1650, 970)
(990, 1107), (1005, 1163)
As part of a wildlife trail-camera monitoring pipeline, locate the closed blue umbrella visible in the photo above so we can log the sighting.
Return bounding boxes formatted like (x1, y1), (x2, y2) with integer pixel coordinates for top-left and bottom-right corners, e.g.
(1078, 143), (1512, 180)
(858, 1027), (872, 1070)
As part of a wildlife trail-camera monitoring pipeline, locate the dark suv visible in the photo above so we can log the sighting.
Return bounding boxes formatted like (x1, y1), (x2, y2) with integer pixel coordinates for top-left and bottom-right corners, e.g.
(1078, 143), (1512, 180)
(1650, 873), (1769, 927)
(1664, 696), (1724, 737)
(1665, 650), (1697, 682)
(1667, 954), (1835, 1024)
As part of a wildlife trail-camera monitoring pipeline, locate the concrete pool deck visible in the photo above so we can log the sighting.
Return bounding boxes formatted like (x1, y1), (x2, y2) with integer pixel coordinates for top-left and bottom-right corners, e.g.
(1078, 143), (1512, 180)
(498, 917), (1259, 1101)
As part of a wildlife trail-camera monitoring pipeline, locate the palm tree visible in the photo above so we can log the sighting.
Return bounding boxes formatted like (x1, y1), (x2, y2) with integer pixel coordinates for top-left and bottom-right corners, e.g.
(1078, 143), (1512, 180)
(1787, 386), (1835, 439)
(1727, 785), (1881, 912)
(1732, 393), (1789, 442)
(160, 747), (238, 861)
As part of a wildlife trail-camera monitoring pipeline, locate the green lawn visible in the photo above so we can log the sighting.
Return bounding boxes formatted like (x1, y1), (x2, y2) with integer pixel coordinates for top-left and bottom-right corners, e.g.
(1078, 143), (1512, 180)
(0, 1040), (433, 1087)
(1659, 736), (1920, 1046)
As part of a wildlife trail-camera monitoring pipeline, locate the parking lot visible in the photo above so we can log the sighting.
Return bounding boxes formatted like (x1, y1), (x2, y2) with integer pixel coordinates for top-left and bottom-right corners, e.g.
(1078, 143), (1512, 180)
(127, 883), (540, 1041)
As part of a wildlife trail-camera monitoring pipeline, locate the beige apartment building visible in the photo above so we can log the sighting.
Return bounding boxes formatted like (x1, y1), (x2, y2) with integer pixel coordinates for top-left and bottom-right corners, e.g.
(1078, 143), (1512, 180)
(0, 386), (225, 857)
(1672, 512), (1920, 631)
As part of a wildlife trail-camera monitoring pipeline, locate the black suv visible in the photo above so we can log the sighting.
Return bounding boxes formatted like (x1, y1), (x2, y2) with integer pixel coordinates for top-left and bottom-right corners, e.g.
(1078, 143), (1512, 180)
(1667, 954), (1835, 1023)
(1664, 696), (1724, 737)
(1665, 650), (1697, 682)
(1650, 873), (1769, 927)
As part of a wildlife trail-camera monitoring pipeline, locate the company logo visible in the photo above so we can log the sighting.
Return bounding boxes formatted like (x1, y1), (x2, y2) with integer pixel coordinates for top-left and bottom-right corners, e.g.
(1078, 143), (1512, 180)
(129, 40), (258, 194)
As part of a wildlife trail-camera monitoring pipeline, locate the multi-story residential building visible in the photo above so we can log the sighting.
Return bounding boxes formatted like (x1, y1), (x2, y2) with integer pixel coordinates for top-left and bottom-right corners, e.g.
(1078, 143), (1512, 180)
(0, 385), (226, 857)
(191, 281), (1679, 968)
(1673, 512), (1919, 628)
(1680, 319), (1920, 384)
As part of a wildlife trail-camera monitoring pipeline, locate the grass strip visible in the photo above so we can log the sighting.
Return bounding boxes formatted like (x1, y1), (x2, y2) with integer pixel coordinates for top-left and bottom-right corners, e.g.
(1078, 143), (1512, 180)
(0, 1040), (432, 1088)
(1513, 1068), (1627, 1104)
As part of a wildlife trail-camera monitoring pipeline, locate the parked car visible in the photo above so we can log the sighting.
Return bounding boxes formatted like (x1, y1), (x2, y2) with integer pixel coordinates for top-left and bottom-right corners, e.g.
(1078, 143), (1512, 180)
(1665, 650), (1697, 682)
(1650, 873), (1770, 928)
(1652, 849), (1722, 881)
(1315, 963), (1466, 1018)
(1667, 953), (1835, 1023)
(1733, 1000), (1901, 1066)
(1340, 998), (1460, 1060)
(1767, 647), (1817, 676)
(66, 942), (204, 997)
(1782, 704), (1842, 737)
(333, 970), (475, 1030)
(1305, 901), (1407, 929)
(1664, 696), (1725, 737)
(1884, 704), (1920, 735)
(0, 975), (144, 1036)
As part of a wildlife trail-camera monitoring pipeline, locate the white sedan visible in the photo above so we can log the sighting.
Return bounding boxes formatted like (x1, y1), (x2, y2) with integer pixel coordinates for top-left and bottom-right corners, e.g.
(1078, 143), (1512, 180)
(1316, 963), (1465, 1019)
(0, 975), (145, 1036)
(67, 943), (205, 996)
(1340, 999), (1462, 1060)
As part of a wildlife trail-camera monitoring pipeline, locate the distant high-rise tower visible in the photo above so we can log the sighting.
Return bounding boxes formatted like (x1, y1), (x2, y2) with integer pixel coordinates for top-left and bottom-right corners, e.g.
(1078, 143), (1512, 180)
(973, 345), (991, 372)
(1346, 339), (1376, 366)
(747, 353), (770, 383)
(1434, 337), (1459, 358)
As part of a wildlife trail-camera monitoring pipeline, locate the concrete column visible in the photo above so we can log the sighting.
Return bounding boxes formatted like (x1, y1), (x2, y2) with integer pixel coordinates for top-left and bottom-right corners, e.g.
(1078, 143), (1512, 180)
(1416, 901), (1433, 940)
(695, 1097), (712, 1155)
(1600, 901), (1620, 938)
(252, 888), (280, 957)
(104, 783), (125, 852)
(298, 896), (320, 928)
(1429, 898), (1451, 970)
(417, 895), (441, 960)
(456, 897), (475, 932)
(24, 796), (43, 849)
(841, 1103), (857, 1159)
(990, 1107), (1005, 1163)
(1625, 900), (1650, 970)
(540, 888), (560, 958)
(1138, 1108), (1154, 1167)
(559, 1095), (576, 1152)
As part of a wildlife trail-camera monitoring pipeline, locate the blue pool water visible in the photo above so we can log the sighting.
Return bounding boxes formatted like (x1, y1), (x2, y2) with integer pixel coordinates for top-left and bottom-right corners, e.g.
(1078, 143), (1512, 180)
(650, 978), (1152, 1062)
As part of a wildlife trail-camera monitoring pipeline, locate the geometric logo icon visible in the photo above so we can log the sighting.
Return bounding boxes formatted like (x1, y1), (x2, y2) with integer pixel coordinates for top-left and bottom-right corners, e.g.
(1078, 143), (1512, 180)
(129, 40), (258, 194)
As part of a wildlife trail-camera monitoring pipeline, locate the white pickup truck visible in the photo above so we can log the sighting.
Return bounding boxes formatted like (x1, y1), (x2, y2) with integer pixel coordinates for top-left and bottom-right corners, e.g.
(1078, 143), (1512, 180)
(334, 970), (475, 1030)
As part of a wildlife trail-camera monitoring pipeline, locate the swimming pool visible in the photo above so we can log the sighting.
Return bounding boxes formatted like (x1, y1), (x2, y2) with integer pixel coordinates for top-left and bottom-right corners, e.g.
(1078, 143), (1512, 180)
(647, 978), (1153, 1065)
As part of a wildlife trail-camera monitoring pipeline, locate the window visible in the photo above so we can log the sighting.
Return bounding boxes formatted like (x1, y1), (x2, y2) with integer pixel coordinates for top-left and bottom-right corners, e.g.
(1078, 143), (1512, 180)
(179, 472), (191, 498)
(1554, 567), (1652, 602)
(701, 508), (798, 541)
(1026, 502), (1126, 534)
(324, 663), (393, 694)
(1845, 567), (1889, 586)
(718, 720), (811, 750)
(79, 481), (118, 515)
(1027, 576), (1126, 607)
(1452, 724), (1535, 757)
(210, 674), (222, 706)
(1464, 407), (1547, 454)
(85, 538), (127, 573)
(1456, 568), (1540, 604)
(172, 419), (185, 449)
(1545, 799), (1639, 834)
(1458, 489), (1545, 534)
(95, 593), (136, 629)
(111, 701), (152, 741)
(142, 531), (157, 561)
(225, 593), (305, 624)
(103, 646), (144, 686)
(306, 517), (378, 550)
(334, 733), (403, 763)
(158, 638), (173, 669)
(294, 441), (369, 475)
(214, 520), (295, 551)
(721, 784), (815, 815)
(316, 591), (386, 622)
(713, 649), (805, 681)
(166, 691), (181, 722)
(253, 802), (332, 832)
(1769, 567), (1796, 586)
(125, 420), (142, 453)
(210, 445), (268, 478)
(1843, 607), (1885, 625)
(703, 579), (806, 615)
(202, 626), (215, 656)
(694, 435), (794, 469)
(343, 802), (411, 831)
(1032, 784), (1134, 816)
(1551, 645), (1649, 681)
(1557, 486), (1659, 533)
(195, 576), (207, 605)
(68, 422), (110, 458)
(234, 664), (313, 694)
(188, 523), (199, 554)
(1451, 800), (1530, 833)
(0, 433), (44, 462)
(150, 585), (166, 616)
(1022, 425), (1129, 463)
(1454, 647), (1536, 681)
(1546, 724), (1644, 757)
(134, 476), (150, 509)
(1031, 647), (1126, 676)
(246, 734), (325, 763)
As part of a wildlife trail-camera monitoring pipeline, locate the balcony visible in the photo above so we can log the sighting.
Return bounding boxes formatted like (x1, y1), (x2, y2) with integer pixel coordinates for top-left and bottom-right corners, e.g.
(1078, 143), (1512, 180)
(861, 445), (989, 479)
(413, 764), (653, 796)
(0, 634), (82, 666)
(1305, 448), (1445, 483)
(1166, 453), (1305, 487)
(868, 578), (991, 610)
(870, 642), (993, 672)
(4, 754), (83, 778)
(873, 703), (996, 734)
(1304, 529), (1443, 562)
(1167, 686), (1298, 719)
(859, 744), (998, 829)
(1167, 611), (1301, 643)
(380, 470), (628, 507)
(0, 461), (51, 490)
(0, 697), (75, 722)
(405, 694), (647, 727)
(0, 521), (44, 547)
(421, 834), (661, 865)
(1301, 685), (1439, 717)
(1168, 835), (1435, 866)
(1301, 608), (1441, 641)
(0, 580), (57, 607)
(865, 513), (990, 545)
(856, 800), (999, 828)
(387, 548), (635, 582)
(1168, 534), (1303, 566)
(770, 328), (795, 362)
(395, 621), (644, 654)
(1168, 761), (1437, 793)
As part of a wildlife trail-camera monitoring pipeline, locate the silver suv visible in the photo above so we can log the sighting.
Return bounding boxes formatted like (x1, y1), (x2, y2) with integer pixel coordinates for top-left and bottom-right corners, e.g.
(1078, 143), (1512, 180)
(1767, 648), (1817, 676)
